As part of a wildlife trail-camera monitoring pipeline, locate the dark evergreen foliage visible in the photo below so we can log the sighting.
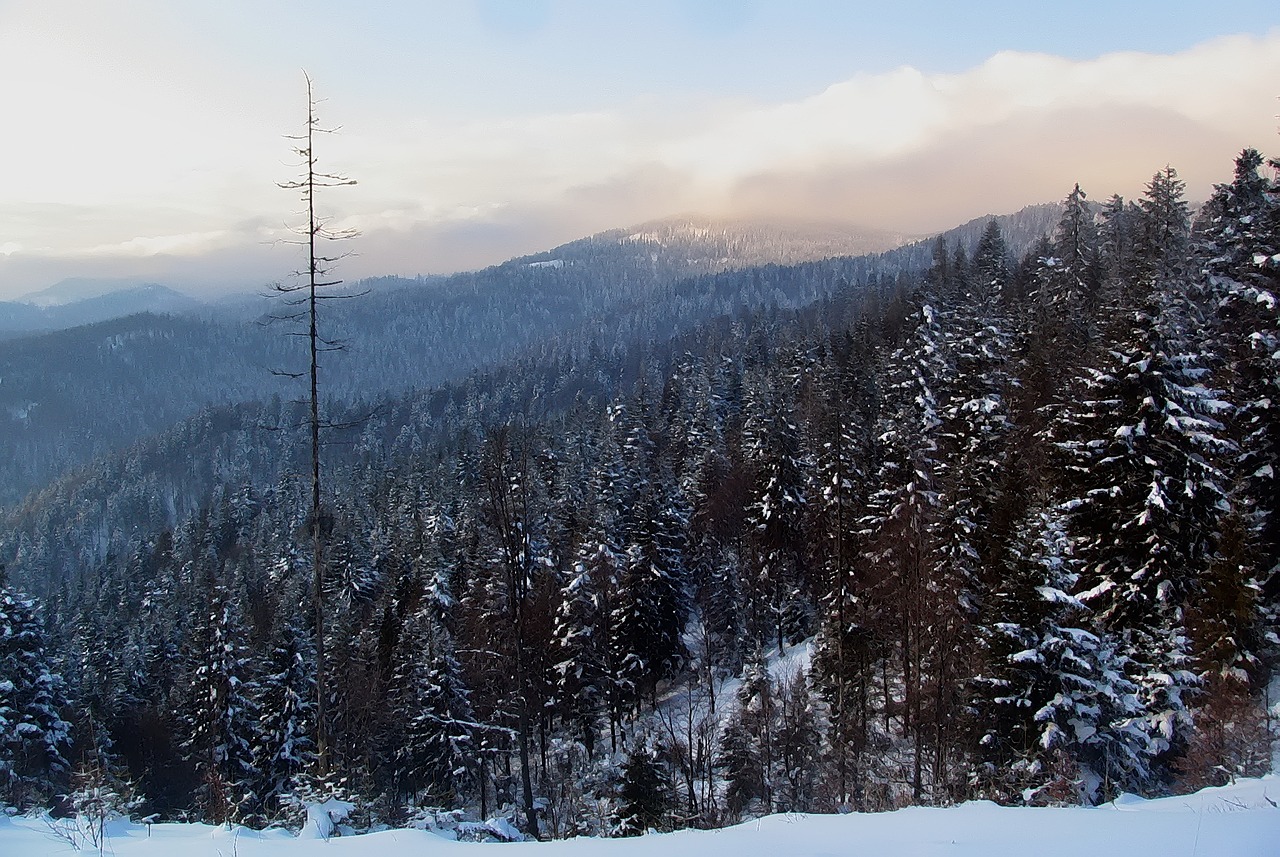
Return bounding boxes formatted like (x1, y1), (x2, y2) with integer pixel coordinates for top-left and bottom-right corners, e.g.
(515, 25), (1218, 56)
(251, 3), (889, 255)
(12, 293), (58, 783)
(613, 737), (673, 836)
(0, 566), (72, 809)
(0, 152), (1275, 830)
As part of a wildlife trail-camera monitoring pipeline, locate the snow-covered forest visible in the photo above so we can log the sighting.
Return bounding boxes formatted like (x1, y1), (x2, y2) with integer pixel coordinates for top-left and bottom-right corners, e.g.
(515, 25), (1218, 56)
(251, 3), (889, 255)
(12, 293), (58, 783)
(1, 149), (1278, 848)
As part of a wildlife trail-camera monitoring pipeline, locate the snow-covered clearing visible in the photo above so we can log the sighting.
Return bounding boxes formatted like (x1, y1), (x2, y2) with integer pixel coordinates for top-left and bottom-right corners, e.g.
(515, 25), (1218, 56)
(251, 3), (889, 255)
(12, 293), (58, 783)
(3, 775), (1276, 857)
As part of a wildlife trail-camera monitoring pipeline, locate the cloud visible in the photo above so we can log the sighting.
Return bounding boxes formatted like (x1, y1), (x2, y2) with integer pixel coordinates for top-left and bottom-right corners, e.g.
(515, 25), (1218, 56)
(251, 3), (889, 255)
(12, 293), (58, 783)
(335, 29), (1280, 245)
(2, 27), (1278, 298)
(77, 231), (235, 258)
(658, 32), (1280, 215)
(725, 102), (1254, 234)
(328, 163), (701, 278)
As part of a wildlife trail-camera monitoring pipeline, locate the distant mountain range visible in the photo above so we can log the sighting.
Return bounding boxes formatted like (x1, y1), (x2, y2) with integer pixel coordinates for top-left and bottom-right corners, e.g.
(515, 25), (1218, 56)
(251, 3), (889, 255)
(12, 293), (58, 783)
(0, 208), (1061, 507)
(0, 281), (201, 339)
(0, 218), (909, 340)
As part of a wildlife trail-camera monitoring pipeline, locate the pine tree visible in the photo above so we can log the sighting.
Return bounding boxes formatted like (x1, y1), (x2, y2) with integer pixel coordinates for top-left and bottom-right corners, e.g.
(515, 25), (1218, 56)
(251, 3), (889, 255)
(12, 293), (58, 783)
(397, 641), (477, 808)
(1137, 166), (1192, 288)
(612, 736), (673, 836)
(478, 422), (549, 836)
(611, 489), (689, 711)
(688, 437), (748, 678)
(1200, 148), (1280, 615)
(255, 619), (315, 818)
(1051, 166), (1232, 789)
(969, 507), (1146, 804)
(1098, 193), (1140, 291)
(973, 219), (1010, 302)
(554, 538), (617, 756)
(272, 74), (359, 774)
(0, 567), (72, 810)
(771, 670), (819, 812)
(181, 586), (263, 824)
(862, 296), (950, 802)
(610, 399), (690, 710)
(716, 657), (774, 818)
(1050, 184), (1103, 336)
(807, 340), (878, 811)
(929, 220), (1017, 795)
(742, 371), (811, 651)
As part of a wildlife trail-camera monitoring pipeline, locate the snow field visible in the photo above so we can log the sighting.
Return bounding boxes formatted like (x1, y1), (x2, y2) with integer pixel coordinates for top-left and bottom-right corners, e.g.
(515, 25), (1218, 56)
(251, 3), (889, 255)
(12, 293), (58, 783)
(2, 774), (1275, 857)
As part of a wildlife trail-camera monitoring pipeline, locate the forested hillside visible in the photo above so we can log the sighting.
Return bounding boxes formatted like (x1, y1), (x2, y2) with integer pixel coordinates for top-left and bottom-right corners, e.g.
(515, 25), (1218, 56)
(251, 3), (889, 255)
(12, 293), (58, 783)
(0, 217), (934, 507)
(0, 153), (1274, 840)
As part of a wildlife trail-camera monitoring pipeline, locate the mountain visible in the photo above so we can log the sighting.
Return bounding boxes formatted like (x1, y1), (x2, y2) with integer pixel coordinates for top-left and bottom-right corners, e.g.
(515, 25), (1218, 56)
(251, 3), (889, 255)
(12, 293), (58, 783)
(933, 203), (1062, 256)
(18, 276), (155, 307)
(0, 210), (1056, 508)
(517, 215), (911, 276)
(0, 301), (44, 334)
(0, 282), (202, 339)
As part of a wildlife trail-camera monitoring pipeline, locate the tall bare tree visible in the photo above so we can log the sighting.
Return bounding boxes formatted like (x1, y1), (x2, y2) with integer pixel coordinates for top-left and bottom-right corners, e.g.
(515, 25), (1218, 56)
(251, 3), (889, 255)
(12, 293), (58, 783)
(274, 72), (357, 775)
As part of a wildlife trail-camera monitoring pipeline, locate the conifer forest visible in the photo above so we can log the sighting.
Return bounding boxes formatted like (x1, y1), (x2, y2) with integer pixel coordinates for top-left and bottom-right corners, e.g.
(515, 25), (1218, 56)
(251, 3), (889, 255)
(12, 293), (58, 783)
(1, 147), (1278, 841)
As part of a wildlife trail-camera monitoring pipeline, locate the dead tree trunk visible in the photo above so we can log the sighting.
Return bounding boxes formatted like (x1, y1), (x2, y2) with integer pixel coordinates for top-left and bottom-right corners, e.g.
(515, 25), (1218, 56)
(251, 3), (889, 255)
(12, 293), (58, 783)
(274, 72), (357, 777)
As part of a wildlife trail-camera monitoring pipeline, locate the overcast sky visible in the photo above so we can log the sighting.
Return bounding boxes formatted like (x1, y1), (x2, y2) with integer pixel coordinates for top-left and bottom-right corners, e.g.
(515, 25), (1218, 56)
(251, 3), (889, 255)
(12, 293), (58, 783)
(1, 0), (1278, 299)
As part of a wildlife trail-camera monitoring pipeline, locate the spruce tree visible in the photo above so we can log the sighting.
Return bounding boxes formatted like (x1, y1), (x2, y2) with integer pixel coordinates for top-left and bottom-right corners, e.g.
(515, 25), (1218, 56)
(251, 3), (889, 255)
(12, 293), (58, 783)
(181, 587), (263, 824)
(0, 567), (72, 810)
(255, 619), (315, 818)
(1052, 165), (1232, 789)
(970, 507), (1146, 803)
(613, 736), (673, 836)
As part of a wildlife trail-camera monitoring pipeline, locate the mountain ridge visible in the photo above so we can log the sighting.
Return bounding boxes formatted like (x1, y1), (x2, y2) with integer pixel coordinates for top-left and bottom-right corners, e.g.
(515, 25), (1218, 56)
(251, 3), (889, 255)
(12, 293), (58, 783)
(0, 204), (1063, 507)
(0, 283), (201, 339)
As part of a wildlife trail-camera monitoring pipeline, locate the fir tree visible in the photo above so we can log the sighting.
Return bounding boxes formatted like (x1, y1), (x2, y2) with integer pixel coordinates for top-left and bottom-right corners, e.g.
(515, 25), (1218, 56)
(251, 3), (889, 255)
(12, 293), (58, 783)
(970, 507), (1146, 804)
(613, 736), (673, 836)
(255, 619), (315, 818)
(716, 657), (774, 818)
(0, 567), (72, 810)
(181, 587), (263, 824)
(1052, 166), (1232, 789)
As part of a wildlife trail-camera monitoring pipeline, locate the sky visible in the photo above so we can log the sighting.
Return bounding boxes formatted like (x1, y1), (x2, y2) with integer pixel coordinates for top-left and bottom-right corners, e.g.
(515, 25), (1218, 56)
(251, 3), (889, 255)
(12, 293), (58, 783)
(1, 1), (1279, 299)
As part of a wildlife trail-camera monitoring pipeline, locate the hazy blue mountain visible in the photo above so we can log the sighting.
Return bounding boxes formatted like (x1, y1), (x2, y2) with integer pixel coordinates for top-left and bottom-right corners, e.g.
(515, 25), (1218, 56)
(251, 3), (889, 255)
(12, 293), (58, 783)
(0, 282), (202, 339)
(18, 276), (156, 307)
(0, 301), (44, 335)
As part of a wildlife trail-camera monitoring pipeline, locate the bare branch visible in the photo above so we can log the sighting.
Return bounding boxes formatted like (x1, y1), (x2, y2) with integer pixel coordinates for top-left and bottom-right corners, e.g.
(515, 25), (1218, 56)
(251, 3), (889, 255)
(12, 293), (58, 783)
(267, 70), (369, 776)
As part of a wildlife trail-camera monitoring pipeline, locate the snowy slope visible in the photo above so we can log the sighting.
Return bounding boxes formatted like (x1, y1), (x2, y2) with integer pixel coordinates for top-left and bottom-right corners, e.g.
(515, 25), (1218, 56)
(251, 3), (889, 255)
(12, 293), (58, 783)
(3, 776), (1275, 857)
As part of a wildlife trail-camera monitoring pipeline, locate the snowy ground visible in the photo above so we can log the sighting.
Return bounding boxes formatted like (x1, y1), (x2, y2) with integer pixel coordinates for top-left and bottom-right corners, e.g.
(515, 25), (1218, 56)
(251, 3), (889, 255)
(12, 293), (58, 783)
(3, 775), (1276, 857)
